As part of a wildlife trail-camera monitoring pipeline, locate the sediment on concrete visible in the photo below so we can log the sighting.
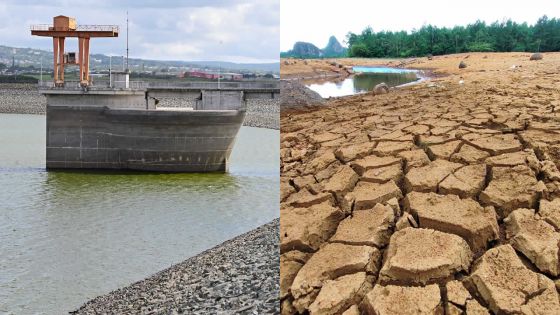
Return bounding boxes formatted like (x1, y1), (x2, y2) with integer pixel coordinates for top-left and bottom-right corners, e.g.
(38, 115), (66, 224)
(0, 83), (280, 130)
(72, 219), (279, 315)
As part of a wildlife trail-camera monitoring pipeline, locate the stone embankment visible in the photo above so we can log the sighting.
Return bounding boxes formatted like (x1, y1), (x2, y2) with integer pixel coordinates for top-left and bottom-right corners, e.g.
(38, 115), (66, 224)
(281, 52), (560, 314)
(0, 83), (280, 130)
(73, 219), (279, 314)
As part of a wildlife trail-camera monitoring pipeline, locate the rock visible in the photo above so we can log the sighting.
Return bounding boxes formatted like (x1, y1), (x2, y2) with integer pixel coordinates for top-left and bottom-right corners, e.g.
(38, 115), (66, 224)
(379, 228), (472, 284)
(373, 83), (389, 95)
(351, 155), (401, 175)
(281, 179), (296, 202)
(341, 305), (360, 315)
(311, 132), (343, 143)
(446, 303), (463, 315)
(280, 202), (345, 252)
(282, 298), (297, 315)
(291, 243), (381, 303)
(385, 197), (401, 215)
(330, 203), (394, 247)
(345, 180), (403, 211)
(541, 160), (560, 181)
(480, 165), (539, 217)
(465, 299), (490, 315)
(485, 150), (534, 167)
(361, 164), (403, 184)
(292, 175), (317, 191)
(405, 192), (499, 253)
(450, 144), (490, 164)
(459, 61), (467, 69)
(285, 189), (334, 208)
(374, 141), (416, 156)
(322, 165), (359, 201)
(361, 284), (443, 315)
(404, 159), (463, 193)
(281, 257), (304, 299)
(504, 208), (560, 276)
(463, 133), (522, 156)
(427, 140), (462, 160)
(305, 151), (337, 174)
(446, 280), (471, 307)
(395, 212), (418, 231)
(438, 164), (487, 198)
(308, 272), (372, 315)
(530, 53), (543, 61)
(398, 149), (431, 172)
(468, 244), (560, 314)
(427, 54), (433, 60)
(539, 198), (560, 230)
(335, 142), (376, 163)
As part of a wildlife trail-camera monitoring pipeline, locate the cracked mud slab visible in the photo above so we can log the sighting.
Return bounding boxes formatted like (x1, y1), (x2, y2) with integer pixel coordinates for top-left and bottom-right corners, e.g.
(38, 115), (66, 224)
(281, 53), (560, 314)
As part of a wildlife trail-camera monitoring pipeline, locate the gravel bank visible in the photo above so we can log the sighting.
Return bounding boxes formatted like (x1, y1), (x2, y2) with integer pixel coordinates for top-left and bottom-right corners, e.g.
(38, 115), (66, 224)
(0, 84), (279, 130)
(72, 219), (279, 314)
(0, 83), (46, 114)
(279, 80), (324, 111)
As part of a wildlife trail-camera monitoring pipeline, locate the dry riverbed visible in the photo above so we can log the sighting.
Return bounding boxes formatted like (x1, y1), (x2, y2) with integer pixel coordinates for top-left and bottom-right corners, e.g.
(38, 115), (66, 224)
(280, 52), (560, 314)
(0, 83), (279, 129)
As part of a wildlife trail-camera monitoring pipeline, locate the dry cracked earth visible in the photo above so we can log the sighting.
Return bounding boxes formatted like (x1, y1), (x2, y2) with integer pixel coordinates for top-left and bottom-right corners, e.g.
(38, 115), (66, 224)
(280, 53), (560, 315)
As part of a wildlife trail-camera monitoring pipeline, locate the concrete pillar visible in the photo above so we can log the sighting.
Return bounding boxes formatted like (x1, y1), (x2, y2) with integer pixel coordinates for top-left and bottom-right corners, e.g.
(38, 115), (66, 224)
(53, 37), (59, 83)
(78, 37), (84, 83)
(84, 37), (90, 83)
(59, 37), (65, 82)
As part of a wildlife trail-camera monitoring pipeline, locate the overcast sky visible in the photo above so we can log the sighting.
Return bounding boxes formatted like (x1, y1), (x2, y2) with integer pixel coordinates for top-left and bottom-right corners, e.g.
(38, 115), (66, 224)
(281, 0), (560, 51)
(0, 0), (279, 63)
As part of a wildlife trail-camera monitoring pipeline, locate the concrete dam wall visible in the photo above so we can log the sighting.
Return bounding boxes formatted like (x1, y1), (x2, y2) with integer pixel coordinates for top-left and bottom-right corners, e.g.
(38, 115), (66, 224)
(46, 105), (245, 172)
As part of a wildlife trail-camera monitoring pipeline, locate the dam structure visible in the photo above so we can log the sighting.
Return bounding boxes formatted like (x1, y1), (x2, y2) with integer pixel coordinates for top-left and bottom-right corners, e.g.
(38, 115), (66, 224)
(32, 16), (279, 172)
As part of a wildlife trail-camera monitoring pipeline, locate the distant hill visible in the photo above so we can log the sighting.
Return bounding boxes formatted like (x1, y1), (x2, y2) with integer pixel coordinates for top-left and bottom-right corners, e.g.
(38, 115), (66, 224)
(281, 36), (347, 58)
(323, 36), (347, 57)
(0, 45), (279, 74)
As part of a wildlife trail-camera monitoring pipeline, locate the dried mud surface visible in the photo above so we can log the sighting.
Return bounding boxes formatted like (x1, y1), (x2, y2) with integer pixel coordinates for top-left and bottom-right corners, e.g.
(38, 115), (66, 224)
(280, 52), (560, 315)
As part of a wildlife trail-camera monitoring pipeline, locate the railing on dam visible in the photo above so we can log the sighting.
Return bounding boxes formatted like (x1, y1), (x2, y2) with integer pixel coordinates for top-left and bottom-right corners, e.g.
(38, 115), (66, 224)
(38, 80), (147, 90)
(38, 80), (279, 91)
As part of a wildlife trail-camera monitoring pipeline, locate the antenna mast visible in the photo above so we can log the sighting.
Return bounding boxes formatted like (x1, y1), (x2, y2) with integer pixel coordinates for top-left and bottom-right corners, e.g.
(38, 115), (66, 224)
(126, 11), (129, 71)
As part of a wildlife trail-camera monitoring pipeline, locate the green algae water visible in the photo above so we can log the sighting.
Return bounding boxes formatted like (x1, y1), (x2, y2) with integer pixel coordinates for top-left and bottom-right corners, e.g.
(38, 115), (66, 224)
(0, 114), (279, 314)
(306, 67), (420, 98)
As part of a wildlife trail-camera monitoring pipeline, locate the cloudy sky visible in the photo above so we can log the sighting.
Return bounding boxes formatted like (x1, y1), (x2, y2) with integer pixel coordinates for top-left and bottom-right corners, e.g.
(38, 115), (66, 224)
(281, 0), (560, 51)
(0, 0), (279, 63)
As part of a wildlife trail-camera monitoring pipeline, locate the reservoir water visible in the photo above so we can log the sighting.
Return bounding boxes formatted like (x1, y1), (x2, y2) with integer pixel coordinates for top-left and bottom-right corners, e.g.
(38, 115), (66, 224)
(0, 114), (279, 314)
(307, 67), (420, 98)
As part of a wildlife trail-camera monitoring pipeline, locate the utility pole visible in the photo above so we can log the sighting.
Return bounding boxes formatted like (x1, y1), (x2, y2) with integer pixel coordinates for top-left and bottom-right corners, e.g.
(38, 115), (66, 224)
(109, 55), (112, 88)
(126, 10), (129, 72)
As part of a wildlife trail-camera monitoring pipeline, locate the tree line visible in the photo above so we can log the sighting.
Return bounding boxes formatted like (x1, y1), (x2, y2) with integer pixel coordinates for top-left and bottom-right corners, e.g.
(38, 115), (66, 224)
(346, 15), (560, 58)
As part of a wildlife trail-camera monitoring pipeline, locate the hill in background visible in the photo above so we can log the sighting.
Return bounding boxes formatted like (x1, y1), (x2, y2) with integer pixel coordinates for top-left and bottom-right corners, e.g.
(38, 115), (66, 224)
(0, 45), (279, 74)
(281, 36), (347, 58)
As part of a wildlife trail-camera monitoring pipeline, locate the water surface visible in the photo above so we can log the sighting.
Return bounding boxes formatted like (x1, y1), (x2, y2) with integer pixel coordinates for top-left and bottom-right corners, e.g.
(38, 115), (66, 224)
(307, 67), (419, 98)
(0, 114), (278, 314)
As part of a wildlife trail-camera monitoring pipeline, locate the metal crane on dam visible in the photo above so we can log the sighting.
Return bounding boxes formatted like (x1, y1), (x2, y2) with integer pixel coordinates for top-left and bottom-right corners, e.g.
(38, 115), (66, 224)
(28, 15), (279, 172)
(31, 15), (118, 87)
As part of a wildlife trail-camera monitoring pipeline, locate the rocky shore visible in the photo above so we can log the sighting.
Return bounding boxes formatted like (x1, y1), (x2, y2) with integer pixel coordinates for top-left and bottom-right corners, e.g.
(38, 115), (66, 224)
(72, 219), (279, 314)
(0, 83), (279, 130)
(281, 52), (560, 314)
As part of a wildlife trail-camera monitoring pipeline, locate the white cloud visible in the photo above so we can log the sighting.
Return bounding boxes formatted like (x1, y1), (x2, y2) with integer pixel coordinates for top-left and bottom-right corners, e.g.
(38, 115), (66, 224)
(3, 0), (279, 63)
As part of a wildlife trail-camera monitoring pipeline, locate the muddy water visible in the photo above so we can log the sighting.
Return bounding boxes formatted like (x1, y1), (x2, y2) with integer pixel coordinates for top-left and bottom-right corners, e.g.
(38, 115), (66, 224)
(307, 67), (420, 98)
(0, 114), (279, 314)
